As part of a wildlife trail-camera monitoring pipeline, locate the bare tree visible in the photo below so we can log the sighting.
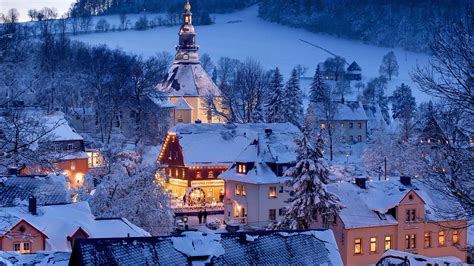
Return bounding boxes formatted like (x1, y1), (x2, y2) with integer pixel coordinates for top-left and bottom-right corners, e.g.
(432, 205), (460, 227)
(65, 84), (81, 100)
(379, 51), (399, 80)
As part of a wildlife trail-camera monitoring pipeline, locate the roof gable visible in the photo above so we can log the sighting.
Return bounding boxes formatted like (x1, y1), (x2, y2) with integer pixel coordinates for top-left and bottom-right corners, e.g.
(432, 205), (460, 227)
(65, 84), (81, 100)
(4, 219), (49, 239)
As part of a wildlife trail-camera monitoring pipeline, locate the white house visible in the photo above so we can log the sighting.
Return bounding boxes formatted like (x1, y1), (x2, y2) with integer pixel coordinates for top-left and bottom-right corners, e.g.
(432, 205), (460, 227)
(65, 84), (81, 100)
(219, 127), (299, 228)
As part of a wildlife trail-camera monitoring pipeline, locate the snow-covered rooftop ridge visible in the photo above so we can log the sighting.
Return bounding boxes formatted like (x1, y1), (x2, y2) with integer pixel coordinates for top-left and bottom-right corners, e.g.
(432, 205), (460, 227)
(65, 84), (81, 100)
(44, 111), (84, 141)
(379, 249), (466, 266)
(0, 201), (150, 252)
(0, 251), (70, 266)
(70, 229), (342, 265)
(313, 101), (368, 121)
(327, 178), (466, 229)
(220, 162), (291, 184)
(174, 97), (193, 110)
(0, 174), (71, 207)
(160, 63), (221, 97)
(170, 123), (300, 166)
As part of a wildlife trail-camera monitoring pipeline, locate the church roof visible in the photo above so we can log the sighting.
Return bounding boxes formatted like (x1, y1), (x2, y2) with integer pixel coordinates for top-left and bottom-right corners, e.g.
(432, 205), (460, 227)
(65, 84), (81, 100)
(174, 97), (193, 110)
(160, 63), (220, 97)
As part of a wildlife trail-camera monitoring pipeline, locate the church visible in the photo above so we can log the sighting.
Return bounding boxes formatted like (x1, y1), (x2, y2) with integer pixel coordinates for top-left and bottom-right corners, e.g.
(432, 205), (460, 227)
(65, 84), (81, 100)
(160, 0), (223, 124)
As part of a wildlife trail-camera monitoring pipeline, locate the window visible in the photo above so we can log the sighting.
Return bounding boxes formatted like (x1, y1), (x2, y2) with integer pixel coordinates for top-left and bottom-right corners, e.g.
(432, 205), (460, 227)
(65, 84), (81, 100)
(438, 231), (446, 246)
(452, 230), (459, 245)
(235, 184), (241, 196)
(330, 123), (335, 129)
(354, 238), (362, 254)
(357, 135), (362, 142)
(358, 122), (362, 129)
(269, 187), (277, 198)
(14, 243), (20, 252)
(405, 234), (416, 249)
(70, 161), (76, 171)
(278, 208), (285, 216)
(384, 236), (392, 251)
(242, 185), (247, 196)
(406, 209), (416, 222)
(67, 143), (74, 150)
(23, 243), (30, 254)
(279, 186), (284, 193)
(208, 171), (214, 178)
(349, 122), (354, 128)
(424, 232), (431, 248)
(237, 164), (247, 174)
(14, 242), (30, 254)
(321, 123), (326, 129)
(196, 171), (202, 179)
(175, 169), (179, 177)
(370, 237), (377, 253)
(340, 122), (344, 128)
(269, 209), (276, 220)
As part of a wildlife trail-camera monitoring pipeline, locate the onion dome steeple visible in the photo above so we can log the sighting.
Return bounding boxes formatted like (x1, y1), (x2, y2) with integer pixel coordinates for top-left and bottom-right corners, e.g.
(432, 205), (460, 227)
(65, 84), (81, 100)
(176, 0), (199, 63)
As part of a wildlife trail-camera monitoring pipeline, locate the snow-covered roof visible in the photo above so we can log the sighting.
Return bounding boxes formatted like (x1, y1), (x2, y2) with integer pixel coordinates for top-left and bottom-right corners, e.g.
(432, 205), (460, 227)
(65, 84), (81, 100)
(347, 61), (362, 72)
(363, 103), (387, 131)
(314, 101), (368, 121)
(147, 95), (176, 109)
(0, 201), (150, 252)
(0, 175), (71, 207)
(220, 162), (291, 184)
(0, 251), (70, 266)
(70, 230), (342, 265)
(160, 63), (221, 97)
(378, 249), (466, 266)
(327, 178), (466, 229)
(169, 123), (300, 167)
(174, 97), (193, 110)
(44, 112), (83, 142)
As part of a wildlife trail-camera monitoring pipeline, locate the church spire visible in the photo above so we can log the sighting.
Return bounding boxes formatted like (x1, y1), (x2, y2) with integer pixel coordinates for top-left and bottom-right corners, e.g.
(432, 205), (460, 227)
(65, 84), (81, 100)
(175, 0), (199, 63)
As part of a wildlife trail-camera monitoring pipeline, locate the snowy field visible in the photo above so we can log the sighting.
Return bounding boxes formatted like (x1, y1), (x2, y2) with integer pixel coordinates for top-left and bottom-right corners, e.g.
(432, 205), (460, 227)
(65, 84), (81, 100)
(71, 5), (433, 103)
(0, 0), (74, 21)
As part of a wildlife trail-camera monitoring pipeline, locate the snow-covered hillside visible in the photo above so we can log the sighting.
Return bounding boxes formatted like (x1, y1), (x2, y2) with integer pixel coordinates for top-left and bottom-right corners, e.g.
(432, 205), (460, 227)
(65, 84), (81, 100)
(71, 5), (432, 103)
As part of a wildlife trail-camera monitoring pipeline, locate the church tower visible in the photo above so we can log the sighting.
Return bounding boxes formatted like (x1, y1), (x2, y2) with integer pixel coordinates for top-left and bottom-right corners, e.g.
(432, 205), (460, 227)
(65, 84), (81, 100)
(160, 0), (222, 124)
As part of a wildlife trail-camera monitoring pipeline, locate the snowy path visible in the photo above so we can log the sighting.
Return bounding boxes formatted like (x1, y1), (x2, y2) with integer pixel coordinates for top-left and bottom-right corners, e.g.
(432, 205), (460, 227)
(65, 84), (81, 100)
(71, 5), (432, 103)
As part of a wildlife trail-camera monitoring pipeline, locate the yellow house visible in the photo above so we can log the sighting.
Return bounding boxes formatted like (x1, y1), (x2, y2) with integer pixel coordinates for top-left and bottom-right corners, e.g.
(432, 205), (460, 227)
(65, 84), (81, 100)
(160, 0), (222, 124)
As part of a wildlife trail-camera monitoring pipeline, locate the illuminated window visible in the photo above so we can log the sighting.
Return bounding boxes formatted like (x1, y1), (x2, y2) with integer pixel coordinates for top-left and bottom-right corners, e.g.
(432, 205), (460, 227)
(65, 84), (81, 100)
(196, 171), (202, 179)
(330, 123), (335, 129)
(242, 185), (247, 196)
(70, 162), (76, 171)
(358, 122), (362, 129)
(235, 184), (241, 196)
(269, 187), (277, 198)
(452, 230), (459, 245)
(237, 163), (247, 174)
(384, 236), (392, 251)
(354, 238), (362, 254)
(340, 122), (344, 128)
(424, 232), (431, 248)
(14, 242), (30, 254)
(14, 243), (20, 252)
(357, 135), (362, 142)
(321, 123), (326, 129)
(438, 231), (446, 246)
(405, 234), (416, 249)
(370, 237), (377, 253)
(208, 171), (214, 178)
(406, 209), (416, 222)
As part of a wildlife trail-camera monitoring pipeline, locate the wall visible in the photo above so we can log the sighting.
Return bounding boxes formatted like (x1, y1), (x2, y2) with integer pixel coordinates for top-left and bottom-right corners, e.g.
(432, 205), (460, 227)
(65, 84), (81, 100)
(56, 158), (89, 189)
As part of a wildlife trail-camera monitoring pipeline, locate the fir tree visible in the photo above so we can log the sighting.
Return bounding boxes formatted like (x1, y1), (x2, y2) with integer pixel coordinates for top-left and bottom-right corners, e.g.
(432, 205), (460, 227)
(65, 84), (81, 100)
(309, 65), (328, 103)
(283, 68), (304, 127)
(265, 67), (285, 122)
(392, 83), (416, 120)
(271, 128), (342, 230)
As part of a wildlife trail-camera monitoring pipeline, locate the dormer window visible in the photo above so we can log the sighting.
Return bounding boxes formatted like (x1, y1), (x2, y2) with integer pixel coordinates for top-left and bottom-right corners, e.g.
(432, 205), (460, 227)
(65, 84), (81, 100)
(237, 163), (247, 174)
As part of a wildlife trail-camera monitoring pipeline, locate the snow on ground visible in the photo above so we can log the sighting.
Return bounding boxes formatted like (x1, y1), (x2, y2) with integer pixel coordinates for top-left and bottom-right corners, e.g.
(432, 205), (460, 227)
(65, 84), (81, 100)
(0, 0), (75, 22)
(71, 5), (432, 103)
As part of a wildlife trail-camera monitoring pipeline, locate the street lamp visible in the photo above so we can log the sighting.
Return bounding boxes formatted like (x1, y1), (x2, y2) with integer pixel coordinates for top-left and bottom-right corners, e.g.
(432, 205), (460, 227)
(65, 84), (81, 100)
(182, 216), (188, 230)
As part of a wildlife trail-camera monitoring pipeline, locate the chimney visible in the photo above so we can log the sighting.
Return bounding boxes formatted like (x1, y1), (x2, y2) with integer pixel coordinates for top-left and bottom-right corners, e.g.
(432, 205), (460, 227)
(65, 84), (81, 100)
(355, 177), (367, 189)
(29, 195), (37, 215)
(400, 176), (411, 186)
(265, 128), (273, 135)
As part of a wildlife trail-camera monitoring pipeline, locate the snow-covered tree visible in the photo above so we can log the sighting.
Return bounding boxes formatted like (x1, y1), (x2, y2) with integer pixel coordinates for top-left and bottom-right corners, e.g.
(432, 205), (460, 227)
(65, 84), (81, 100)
(283, 68), (304, 127)
(334, 80), (351, 101)
(200, 53), (215, 74)
(391, 83), (416, 120)
(379, 51), (399, 80)
(265, 67), (285, 122)
(323, 56), (346, 81)
(308, 65), (327, 103)
(271, 128), (342, 230)
(89, 151), (174, 236)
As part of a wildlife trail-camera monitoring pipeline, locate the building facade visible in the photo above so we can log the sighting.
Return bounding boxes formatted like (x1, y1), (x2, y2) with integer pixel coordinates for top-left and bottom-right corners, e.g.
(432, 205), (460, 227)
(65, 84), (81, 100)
(320, 177), (468, 265)
(159, 0), (223, 124)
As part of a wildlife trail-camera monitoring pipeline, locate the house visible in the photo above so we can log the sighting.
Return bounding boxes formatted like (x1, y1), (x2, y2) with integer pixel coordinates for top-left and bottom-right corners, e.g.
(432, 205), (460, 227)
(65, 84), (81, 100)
(69, 230), (343, 265)
(345, 61), (362, 81)
(320, 176), (468, 266)
(219, 129), (298, 227)
(159, 0), (223, 124)
(314, 101), (368, 143)
(16, 111), (90, 188)
(0, 201), (150, 253)
(157, 123), (300, 207)
(377, 249), (466, 266)
(363, 103), (388, 135)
